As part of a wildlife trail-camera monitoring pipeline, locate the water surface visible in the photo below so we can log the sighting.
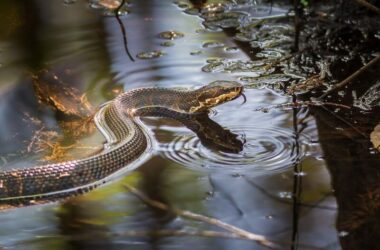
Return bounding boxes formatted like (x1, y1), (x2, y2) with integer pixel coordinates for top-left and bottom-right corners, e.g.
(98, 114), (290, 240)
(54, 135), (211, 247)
(1, 1), (377, 249)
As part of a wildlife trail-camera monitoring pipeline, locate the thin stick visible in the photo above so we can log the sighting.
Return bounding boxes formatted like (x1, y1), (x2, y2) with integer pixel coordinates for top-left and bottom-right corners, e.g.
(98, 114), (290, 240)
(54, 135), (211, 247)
(114, 0), (135, 61)
(254, 101), (351, 112)
(37, 229), (255, 241)
(355, 0), (380, 15)
(124, 185), (276, 248)
(318, 55), (380, 99)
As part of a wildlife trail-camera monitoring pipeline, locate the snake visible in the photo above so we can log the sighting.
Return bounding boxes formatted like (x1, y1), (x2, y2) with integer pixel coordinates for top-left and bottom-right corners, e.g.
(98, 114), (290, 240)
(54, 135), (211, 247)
(0, 81), (243, 206)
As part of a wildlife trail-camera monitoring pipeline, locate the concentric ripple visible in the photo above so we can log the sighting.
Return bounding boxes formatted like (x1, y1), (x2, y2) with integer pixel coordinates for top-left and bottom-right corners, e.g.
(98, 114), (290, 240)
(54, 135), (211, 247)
(160, 126), (310, 174)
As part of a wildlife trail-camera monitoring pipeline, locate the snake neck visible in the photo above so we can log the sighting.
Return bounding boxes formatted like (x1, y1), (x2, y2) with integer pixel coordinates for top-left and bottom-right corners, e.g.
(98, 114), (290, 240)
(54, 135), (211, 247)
(116, 87), (201, 115)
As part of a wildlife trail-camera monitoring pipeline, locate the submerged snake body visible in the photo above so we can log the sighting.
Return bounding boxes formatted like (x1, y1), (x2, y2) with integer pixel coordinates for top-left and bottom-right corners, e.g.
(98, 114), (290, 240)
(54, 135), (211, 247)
(0, 81), (243, 204)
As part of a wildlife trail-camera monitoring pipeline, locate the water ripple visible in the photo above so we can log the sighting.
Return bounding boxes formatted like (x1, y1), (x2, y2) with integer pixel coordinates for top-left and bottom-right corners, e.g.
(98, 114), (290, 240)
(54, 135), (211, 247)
(160, 126), (309, 174)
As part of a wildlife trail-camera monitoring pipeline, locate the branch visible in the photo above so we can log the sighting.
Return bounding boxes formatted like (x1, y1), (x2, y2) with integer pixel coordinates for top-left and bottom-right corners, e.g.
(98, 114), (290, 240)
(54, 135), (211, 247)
(254, 101), (351, 112)
(114, 0), (135, 62)
(124, 185), (276, 248)
(318, 55), (380, 99)
(355, 0), (380, 15)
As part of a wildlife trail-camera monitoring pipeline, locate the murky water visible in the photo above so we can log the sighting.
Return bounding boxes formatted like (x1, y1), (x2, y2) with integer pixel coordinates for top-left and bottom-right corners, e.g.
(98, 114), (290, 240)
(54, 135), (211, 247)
(0, 0), (378, 249)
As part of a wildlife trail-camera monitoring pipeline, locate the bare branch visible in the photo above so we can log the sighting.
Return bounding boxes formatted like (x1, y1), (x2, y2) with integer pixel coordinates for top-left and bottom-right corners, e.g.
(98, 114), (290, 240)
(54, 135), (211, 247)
(124, 184), (276, 248)
(355, 0), (380, 15)
(318, 55), (380, 99)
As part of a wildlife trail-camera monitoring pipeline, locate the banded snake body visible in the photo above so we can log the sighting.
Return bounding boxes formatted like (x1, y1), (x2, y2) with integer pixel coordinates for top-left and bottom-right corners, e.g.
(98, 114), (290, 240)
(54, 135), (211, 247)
(0, 81), (243, 206)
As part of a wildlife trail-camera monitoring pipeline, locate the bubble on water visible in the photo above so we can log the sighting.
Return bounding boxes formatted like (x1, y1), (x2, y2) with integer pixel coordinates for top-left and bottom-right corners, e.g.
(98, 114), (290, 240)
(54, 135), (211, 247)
(265, 215), (274, 220)
(338, 231), (349, 237)
(294, 171), (307, 176)
(160, 126), (309, 174)
(278, 191), (293, 199)
(136, 50), (165, 59)
(158, 31), (184, 40)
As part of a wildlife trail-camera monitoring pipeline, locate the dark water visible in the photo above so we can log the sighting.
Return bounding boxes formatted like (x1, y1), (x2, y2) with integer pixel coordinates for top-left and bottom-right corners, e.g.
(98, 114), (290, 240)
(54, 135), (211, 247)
(0, 0), (379, 249)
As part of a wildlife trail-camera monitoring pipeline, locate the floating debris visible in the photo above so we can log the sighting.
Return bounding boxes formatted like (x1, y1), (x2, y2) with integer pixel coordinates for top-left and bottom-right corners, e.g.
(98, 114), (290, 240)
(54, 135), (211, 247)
(173, 1), (190, 9)
(244, 74), (291, 83)
(201, 3), (228, 14)
(202, 59), (267, 73)
(98, 0), (122, 9)
(89, 0), (129, 16)
(190, 50), (202, 56)
(136, 50), (165, 59)
(158, 30), (185, 40)
(195, 28), (207, 34)
(287, 75), (325, 95)
(202, 61), (225, 73)
(160, 41), (174, 47)
(256, 49), (287, 59)
(63, 0), (77, 5)
(369, 124), (380, 150)
(353, 81), (380, 110)
(202, 41), (225, 48)
(224, 46), (239, 53)
(203, 12), (248, 30)
(183, 7), (199, 15)
(236, 22), (294, 42)
(240, 73), (291, 91)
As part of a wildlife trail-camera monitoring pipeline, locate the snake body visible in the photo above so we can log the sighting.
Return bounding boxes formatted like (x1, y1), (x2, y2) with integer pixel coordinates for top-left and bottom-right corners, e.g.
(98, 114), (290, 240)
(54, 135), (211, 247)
(0, 81), (243, 205)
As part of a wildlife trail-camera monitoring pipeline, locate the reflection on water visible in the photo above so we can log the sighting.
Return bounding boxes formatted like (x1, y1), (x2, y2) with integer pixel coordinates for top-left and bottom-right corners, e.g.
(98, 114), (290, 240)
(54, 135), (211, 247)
(0, 0), (378, 249)
(162, 124), (309, 173)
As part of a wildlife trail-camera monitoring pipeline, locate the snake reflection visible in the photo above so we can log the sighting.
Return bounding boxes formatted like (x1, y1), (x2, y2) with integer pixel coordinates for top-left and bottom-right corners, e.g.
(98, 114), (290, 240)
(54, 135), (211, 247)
(0, 81), (243, 207)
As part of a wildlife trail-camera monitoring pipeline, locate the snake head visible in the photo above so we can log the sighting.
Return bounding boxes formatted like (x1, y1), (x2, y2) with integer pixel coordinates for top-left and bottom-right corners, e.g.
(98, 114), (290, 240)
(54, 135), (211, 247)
(191, 81), (244, 113)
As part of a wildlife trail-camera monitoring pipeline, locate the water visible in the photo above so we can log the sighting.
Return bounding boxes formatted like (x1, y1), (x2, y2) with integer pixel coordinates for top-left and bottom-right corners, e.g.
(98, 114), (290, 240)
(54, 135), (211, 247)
(0, 0), (378, 249)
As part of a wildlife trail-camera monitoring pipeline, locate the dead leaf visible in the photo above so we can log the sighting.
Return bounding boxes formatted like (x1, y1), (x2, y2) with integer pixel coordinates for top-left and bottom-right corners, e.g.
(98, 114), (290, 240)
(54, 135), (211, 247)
(370, 124), (380, 150)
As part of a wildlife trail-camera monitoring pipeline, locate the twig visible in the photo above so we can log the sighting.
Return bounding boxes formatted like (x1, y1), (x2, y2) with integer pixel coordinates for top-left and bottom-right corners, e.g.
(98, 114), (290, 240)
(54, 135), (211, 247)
(355, 0), (380, 15)
(254, 101), (351, 112)
(264, 53), (295, 71)
(264, 48), (306, 72)
(42, 229), (260, 241)
(114, 0), (134, 61)
(124, 185), (276, 248)
(27, 126), (45, 153)
(318, 55), (380, 99)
